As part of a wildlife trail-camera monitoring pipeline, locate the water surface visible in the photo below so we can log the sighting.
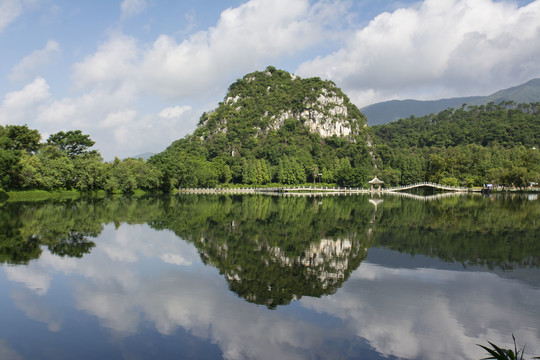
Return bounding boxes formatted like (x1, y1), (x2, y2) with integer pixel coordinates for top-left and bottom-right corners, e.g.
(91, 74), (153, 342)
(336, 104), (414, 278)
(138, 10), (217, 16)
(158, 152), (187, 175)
(0, 193), (539, 359)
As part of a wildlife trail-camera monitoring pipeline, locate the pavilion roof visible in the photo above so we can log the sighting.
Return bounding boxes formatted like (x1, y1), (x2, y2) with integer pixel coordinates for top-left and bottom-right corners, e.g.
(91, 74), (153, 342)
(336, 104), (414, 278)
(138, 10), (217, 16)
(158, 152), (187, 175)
(369, 177), (384, 184)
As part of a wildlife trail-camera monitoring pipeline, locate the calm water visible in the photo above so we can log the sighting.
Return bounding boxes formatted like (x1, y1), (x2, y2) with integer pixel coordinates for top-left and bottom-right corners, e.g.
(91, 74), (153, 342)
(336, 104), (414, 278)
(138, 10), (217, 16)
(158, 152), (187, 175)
(0, 193), (539, 360)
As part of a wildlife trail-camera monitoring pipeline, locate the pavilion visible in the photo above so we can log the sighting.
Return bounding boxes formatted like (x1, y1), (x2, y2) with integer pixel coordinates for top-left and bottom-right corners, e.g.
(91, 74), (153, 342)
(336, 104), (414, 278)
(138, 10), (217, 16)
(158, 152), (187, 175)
(369, 177), (384, 192)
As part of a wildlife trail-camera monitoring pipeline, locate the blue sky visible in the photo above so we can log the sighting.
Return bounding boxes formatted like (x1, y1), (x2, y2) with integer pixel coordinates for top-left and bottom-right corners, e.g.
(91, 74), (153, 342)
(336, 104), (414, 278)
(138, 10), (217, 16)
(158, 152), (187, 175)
(1, 0), (539, 160)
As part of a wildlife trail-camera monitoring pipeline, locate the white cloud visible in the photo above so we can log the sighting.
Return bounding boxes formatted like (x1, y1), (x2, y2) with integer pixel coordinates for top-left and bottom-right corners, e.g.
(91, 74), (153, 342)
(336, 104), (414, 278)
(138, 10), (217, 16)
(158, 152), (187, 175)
(158, 105), (191, 119)
(2, 76), (50, 108)
(0, 77), (50, 125)
(9, 40), (60, 83)
(120, 0), (147, 19)
(297, 0), (540, 106)
(0, 0), (22, 33)
(72, 33), (139, 91)
(137, 0), (330, 100)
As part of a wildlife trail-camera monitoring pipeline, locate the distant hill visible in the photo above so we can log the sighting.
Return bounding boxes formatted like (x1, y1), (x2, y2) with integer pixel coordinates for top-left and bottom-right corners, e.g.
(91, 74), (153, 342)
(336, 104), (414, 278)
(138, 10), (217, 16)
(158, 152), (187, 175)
(131, 152), (154, 160)
(362, 78), (540, 125)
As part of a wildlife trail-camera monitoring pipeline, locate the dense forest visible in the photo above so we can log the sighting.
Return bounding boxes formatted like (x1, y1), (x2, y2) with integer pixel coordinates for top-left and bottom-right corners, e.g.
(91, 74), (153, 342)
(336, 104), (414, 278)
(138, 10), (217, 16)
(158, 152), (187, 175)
(373, 102), (540, 187)
(1, 67), (539, 194)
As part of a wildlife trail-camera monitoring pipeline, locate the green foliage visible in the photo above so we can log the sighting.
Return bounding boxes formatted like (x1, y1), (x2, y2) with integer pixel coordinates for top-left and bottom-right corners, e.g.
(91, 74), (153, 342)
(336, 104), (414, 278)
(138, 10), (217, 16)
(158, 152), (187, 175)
(478, 335), (539, 360)
(372, 102), (540, 187)
(151, 67), (371, 188)
(0, 125), (164, 194)
(373, 103), (540, 149)
(47, 130), (95, 158)
(0, 124), (41, 153)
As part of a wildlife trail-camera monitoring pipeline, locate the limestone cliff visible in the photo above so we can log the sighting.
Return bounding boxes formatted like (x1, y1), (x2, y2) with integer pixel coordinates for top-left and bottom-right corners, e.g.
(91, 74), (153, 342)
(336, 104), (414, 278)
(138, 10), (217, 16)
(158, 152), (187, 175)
(197, 66), (367, 140)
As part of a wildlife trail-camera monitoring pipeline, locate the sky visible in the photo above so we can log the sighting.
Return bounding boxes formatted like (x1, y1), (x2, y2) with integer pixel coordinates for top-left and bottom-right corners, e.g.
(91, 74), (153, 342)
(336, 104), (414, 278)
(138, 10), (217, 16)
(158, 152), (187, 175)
(0, 0), (539, 160)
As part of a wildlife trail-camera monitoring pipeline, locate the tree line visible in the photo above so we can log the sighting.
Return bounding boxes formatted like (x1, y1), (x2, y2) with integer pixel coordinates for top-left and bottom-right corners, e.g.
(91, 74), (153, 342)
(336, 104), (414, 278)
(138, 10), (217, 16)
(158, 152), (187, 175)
(2, 102), (539, 193)
(372, 102), (540, 187)
(0, 125), (161, 193)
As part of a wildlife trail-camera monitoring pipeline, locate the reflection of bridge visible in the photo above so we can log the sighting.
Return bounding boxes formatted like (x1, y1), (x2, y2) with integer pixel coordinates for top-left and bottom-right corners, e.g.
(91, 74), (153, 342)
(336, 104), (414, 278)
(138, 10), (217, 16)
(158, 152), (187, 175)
(179, 182), (471, 195)
(385, 182), (468, 192)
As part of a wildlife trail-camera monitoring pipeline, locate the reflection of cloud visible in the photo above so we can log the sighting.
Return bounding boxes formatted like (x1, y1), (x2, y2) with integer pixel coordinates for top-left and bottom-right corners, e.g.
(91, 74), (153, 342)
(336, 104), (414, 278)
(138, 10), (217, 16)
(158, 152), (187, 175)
(0, 338), (22, 360)
(3, 223), (539, 359)
(10, 289), (62, 332)
(98, 224), (199, 264)
(4, 265), (51, 295)
(160, 253), (192, 266)
(301, 262), (540, 360)
(74, 267), (342, 360)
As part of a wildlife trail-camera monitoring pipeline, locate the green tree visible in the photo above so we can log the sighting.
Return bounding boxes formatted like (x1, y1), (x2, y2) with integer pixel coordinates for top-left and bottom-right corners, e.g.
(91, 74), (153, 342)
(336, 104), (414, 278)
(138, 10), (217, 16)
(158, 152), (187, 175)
(36, 146), (75, 190)
(47, 130), (95, 158)
(0, 124), (41, 153)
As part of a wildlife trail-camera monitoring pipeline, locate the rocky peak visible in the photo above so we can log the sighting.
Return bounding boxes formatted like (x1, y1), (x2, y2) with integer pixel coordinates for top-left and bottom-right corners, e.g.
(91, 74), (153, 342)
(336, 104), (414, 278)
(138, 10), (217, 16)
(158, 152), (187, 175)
(198, 66), (367, 140)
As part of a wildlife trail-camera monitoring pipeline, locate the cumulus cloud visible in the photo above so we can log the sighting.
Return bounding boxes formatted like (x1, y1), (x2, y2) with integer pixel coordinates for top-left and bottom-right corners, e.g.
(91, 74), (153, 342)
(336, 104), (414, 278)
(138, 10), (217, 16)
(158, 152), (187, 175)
(158, 105), (192, 119)
(0, 77), (50, 125)
(0, 0), (22, 33)
(71, 0), (338, 101)
(138, 0), (332, 99)
(297, 0), (540, 107)
(72, 34), (139, 91)
(120, 0), (146, 19)
(9, 40), (60, 83)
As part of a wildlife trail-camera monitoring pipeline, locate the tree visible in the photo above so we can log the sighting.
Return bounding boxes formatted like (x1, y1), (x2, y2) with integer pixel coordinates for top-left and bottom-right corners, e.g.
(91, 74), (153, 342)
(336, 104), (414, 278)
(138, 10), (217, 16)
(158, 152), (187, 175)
(47, 130), (95, 158)
(0, 125), (41, 153)
(36, 146), (75, 190)
(71, 152), (106, 191)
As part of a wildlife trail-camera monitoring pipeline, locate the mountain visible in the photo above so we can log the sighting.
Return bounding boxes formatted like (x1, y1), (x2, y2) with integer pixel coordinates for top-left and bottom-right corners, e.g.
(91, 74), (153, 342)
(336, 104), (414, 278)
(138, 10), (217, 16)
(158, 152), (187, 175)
(362, 78), (540, 125)
(131, 152), (154, 160)
(196, 66), (367, 141)
(150, 67), (373, 188)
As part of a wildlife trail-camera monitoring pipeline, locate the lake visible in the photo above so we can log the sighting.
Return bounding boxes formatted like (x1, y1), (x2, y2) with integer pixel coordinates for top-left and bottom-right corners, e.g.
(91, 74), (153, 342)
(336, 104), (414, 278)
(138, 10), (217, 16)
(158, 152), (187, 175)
(0, 193), (539, 359)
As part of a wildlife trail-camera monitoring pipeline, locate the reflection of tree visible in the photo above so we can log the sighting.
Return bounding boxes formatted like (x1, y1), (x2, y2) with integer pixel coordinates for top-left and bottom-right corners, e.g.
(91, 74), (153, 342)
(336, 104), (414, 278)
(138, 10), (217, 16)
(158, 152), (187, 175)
(0, 235), (42, 265)
(160, 195), (373, 308)
(1, 193), (539, 302)
(47, 232), (95, 258)
(372, 194), (540, 269)
(0, 197), (166, 264)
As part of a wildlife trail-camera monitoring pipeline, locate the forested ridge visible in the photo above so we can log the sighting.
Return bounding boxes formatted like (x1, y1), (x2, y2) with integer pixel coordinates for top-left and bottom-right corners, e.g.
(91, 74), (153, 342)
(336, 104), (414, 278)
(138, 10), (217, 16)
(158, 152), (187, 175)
(372, 102), (540, 187)
(1, 67), (539, 194)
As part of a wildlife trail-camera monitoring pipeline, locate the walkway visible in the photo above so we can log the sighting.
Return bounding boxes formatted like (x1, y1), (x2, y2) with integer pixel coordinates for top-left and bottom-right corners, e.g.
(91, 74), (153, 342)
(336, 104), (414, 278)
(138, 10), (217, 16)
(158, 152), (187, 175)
(179, 182), (471, 195)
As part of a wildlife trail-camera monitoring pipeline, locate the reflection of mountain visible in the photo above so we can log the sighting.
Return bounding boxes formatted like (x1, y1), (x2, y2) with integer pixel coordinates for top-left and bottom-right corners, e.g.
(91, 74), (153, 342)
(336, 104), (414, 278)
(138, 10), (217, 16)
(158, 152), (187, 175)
(210, 236), (366, 308)
(1, 193), (539, 302)
(173, 196), (373, 308)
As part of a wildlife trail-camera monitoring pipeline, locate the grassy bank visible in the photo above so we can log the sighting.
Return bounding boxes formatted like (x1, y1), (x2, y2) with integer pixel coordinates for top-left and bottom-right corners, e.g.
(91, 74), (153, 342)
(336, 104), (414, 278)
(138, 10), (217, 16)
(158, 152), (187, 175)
(3, 189), (168, 202)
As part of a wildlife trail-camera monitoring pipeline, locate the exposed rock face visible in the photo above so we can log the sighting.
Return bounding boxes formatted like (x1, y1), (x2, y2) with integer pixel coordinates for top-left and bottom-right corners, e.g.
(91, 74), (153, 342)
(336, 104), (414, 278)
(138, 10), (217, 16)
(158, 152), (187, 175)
(266, 89), (355, 137)
(199, 66), (367, 140)
(198, 232), (367, 307)
(268, 237), (363, 290)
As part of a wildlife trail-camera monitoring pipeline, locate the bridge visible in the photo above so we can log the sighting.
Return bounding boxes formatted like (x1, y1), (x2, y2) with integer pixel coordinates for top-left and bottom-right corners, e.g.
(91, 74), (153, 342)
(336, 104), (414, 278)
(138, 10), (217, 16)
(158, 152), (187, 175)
(384, 182), (469, 192)
(179, 182), (471, 195)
